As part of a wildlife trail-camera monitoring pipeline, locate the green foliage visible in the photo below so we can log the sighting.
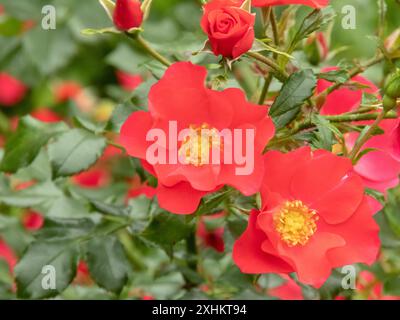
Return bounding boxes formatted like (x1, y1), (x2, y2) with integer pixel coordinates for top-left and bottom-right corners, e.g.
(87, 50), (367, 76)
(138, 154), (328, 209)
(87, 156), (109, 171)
(269, 69), (317, 128)
(22, 27), (77, 76)
(48, 128), (106, 177)
(0, 116), (67, 173)
(85, 235), (130, 294)
(15, 240), (79, 299)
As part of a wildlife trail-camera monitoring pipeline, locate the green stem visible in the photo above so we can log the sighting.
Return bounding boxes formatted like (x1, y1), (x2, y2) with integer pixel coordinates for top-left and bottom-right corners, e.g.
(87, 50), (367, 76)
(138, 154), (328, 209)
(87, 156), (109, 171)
(269, 9), (279, 47)
(258, 74), (273, 105)
(261, 7), (272, 33)
(348, 110), (386, 161)
(247, 51), (289, 82)
(186, 231), (198, 271)
(325, 111), (397, 122)
(267, 111), (397, 149)
(126, 33), (172, 67)
(118, 230), (146, 270)
(107, 140), (125, 151)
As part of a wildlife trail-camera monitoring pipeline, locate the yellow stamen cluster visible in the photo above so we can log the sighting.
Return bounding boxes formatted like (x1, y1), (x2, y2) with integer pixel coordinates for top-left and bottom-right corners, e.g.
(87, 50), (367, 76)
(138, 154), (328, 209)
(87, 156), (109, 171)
(273, 200), (318, 247)
(179, 124), (220, 167)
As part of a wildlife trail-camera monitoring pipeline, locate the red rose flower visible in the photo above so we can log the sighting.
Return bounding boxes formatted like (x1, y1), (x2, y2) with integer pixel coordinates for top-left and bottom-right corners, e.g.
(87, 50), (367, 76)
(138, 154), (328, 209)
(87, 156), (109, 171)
(116, 70), (143, 91)
(347, 119), (400, 193)
(126, 175), (156, 200)
(318, 67), (400, 193)
(120, 62), (275, 214)
(200, 0), (255, 59)
(252, 0), (329, 8)
(0, 72), (27, 107)
(233, 147), (380, 287)
(31, 108), (62, 123)
(197, 212), (225, 252)
(113, 0), (143, 31)
(269, 275), (303, 300)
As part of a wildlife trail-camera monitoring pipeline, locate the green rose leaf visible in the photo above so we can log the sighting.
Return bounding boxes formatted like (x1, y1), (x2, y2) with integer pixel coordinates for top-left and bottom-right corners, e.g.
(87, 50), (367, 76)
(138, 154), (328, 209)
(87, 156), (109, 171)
(0, 181), (63, 208)
(48, 128), (107, 177)
(85, 235), (130, 294)
(15, 240), (79, 299)
(142, 212), (192, 254)
(0, 116), (67, 173)
(269, 69), (317, 129)
(22, 27), (77, 76)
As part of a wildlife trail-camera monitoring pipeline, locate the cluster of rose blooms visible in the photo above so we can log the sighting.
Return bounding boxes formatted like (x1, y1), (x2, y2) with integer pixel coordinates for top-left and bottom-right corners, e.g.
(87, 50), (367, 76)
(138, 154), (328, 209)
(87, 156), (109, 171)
(1, 0), (400, 299)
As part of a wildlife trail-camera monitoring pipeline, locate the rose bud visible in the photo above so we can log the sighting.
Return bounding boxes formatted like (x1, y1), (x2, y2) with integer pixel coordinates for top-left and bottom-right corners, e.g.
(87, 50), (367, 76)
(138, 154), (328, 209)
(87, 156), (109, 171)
(383, 95), (397, 112)
(200, 0), (255, 59)
(0, 72), (27, 107)
(113, 0), (144, 31)
(384, 29), (400, 54)
(385, 71), (400, 100)
(304, 32), (328, 65)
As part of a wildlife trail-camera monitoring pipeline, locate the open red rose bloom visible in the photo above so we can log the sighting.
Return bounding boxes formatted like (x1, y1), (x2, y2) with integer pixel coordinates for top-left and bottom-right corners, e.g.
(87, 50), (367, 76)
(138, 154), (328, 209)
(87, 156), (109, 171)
(120, 62), (274, 214)
(233, 147), (380, 287)
(318, 68), (400, 192)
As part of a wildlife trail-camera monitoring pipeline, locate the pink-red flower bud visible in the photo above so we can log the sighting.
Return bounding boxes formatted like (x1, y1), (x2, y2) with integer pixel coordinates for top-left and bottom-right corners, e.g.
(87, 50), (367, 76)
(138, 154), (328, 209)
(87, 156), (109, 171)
(113, 0), (143, 31)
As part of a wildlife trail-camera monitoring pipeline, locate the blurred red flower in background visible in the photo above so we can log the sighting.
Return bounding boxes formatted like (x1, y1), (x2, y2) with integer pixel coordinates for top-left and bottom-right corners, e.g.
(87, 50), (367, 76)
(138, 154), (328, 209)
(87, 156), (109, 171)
(0, 73), (27, 107)
(116, 70), (143, 91)
(54, 81), (83, 103)
(356, 271), (400, 300)
(197, 212), (225, 252)
(233, 147), (380, 287)
(72, 169), (111, 188)
(31, 108), (62, 123)
(0, 240), (16, 272)
(22, 211), (44, 231)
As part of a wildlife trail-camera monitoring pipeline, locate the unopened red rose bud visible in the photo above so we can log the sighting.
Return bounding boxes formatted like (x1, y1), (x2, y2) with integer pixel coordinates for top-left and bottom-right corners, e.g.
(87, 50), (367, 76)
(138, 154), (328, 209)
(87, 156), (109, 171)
(113, 0), (143, 31)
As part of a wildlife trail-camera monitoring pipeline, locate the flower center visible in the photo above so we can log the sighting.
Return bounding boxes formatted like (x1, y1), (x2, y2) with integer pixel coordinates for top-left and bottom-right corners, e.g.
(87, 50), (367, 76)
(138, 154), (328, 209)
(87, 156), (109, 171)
(273, 200), (318, 247)
(179, 123), (220, 167)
